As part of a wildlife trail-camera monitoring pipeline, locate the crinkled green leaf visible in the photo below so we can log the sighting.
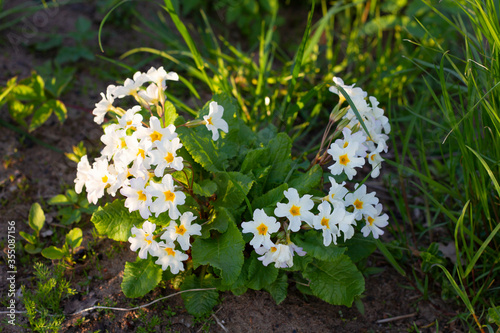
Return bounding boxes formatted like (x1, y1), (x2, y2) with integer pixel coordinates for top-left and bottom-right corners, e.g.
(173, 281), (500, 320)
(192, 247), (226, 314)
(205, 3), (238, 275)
(51, 99), (67, 123)
(121, 257), (163, 298)
(9, 99), (34, 126)
(288, 164), (323, 195)
(252, 183), (288, 210)
(11, 84), (38, 101)
(91, 200), (144, 242)
(29, 202), (45, 234)
(341, 234), (377, 263)
(241, 147), (270, 174)
(294, 230), (346, 262)
(180, 274), (219, 316)
(192, 179), (217, 197)
(214, 171), (253, 209)
(200, 206), (232, 238)
(265, 272), (288, 305)
(302, 255), (365, 306)
(192, 219), (245, 285)
(246, 252), (279, 290)
(265, 133), (292, 188)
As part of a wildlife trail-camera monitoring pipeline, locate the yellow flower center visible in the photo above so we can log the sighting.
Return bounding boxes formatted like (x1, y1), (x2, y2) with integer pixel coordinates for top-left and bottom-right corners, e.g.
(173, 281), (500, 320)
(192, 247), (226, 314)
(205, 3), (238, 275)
(127, 120), (132, 126)
(144, 233), (151, 245)
(320, 217), (330, 229)
(368, 216), (375, 226)
(257, 223), (268, 236)
(206, 117), (213, 125)
(165, 247), (176, 256)
(339, 154), (350, 166)
(270, 247), (277, 253)
(120, 139), (126, 148)
(165, 152), (174, 163)
(137, 190), (147, 201)
(175, 225), (187, 235)
(102, 175), (108, 183)
(353, 199), (363, 210)
(138, 148), (145, 159)
(343, 142), (349, 148)
(370, 154), (375, 161)
(164, 190), (175, 202)
(290, 205), (301, 216)
(150, 131), (162, 142)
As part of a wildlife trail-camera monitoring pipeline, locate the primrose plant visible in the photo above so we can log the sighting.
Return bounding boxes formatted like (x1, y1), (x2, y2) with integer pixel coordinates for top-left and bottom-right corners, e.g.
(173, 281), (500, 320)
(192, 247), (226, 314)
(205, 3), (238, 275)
(75, 67), (390, 315)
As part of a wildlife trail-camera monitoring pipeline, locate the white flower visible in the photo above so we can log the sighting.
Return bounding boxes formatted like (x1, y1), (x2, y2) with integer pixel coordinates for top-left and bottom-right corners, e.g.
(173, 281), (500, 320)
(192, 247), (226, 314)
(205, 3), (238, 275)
(203, 101), (228, 141)
(256, 242), (306, 268)
(85, 158), (116, 204)
(120, 177), (153, 219)
(325, 177), (348, 204)
(93, 85), (116, 124)
(75, 155), (91, 194)
(361, 203), (389, 239)
(136, 116), (177, 144)
(161, 212), (201, 251)
(367, 141), (385, 178)
(117, 105), (143, 130)
(100, 124), (127, 160)
(344, 184), (378, 220)
(147, 174), (186, 219)
(113, 71), (149, 98)
(334, 127), (367, 157)
(128, 221), (159, 259)
(145, 66), (179, 86)
(149, 137), (184, 177)
(138, 82), (163, 105)
(312, 201), (341, 246)
(274, 188), (315, 232)
(337, 211), (357, 241)
(241, 209), (280, 250)
(152, 241), (188, 273)
(327, 139), (365, 180)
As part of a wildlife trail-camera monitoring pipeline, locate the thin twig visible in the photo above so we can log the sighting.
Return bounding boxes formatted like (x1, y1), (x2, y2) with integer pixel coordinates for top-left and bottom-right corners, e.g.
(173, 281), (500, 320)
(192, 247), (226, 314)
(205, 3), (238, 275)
(69, 288), (216, 316)
(212, 313), (228, 332)
(376, 312), (417, 323)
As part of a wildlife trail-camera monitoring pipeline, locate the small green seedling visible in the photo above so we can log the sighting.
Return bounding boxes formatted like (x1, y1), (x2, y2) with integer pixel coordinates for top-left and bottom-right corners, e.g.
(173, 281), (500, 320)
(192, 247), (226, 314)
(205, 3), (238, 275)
(41, 227), (83, 265)
(20, 203), (46, 254)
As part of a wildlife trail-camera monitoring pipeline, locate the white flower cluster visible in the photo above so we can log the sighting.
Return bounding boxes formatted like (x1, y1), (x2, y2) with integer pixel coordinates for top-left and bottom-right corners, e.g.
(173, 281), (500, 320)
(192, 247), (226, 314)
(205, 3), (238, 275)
(128, 212), (201, 273)
(74, 68), (228, 220)
(328, 77), (391, 179)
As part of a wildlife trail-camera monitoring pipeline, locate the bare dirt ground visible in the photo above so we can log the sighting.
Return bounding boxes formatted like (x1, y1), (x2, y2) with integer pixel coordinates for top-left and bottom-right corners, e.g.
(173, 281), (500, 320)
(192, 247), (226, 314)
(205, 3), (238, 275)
(0, 2), (461, 332)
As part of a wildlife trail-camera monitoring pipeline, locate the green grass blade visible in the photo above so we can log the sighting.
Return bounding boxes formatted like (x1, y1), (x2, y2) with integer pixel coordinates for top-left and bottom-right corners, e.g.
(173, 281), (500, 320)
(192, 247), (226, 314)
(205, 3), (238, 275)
(375, 240), (406, 276)
(98, 0), (132, 53)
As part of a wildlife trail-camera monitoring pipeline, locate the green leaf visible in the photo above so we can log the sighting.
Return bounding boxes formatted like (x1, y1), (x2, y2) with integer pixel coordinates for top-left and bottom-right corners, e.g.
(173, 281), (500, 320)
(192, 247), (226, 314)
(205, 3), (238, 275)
(29, 203), (45, 234)
(192, 219), (245, 285)
(11, 84), (38, 101)
(240, 147), (270, 174)
(288, 164), (323, 195)
(59, 207), (82, 225)
(48, 194), (71, 205)
(214, 171), (253, 209)
(252, 183), (288, 210)
(121, 257), (163, 298)
(342, 234), (377, 263)
(9, 100), (34, 126)
(24, 243), (42, 254)
(294, 231), (346, 262)
(488, 306), (500, 325)
(29, 102), (53, 131)
(302, 255), (365, 307)
(200, 206), (232, 238)
(41, 246), (66, 260)
(192, 179), (217, 197)
(65, 228), (83, 249)
(265, 272), (288, 305)
(19, 231), (36, 245)
(91, 200), (144, 242)
(265, 133), (292, 188)
(163, 100), (178, 126)
(180, 274), (219, 316)
(65, 189), (78, 204)
(246, 253), (279, 290)
(51, 99), (67, 123)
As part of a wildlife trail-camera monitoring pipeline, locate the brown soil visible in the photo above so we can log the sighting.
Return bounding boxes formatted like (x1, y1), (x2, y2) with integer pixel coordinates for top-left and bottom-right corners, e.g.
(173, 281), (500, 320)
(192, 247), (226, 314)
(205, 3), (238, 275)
(0, 2), (461, 332)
